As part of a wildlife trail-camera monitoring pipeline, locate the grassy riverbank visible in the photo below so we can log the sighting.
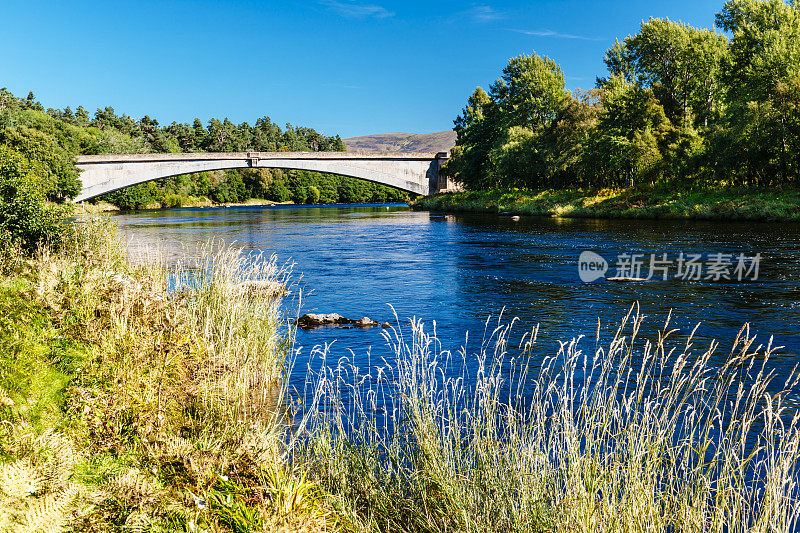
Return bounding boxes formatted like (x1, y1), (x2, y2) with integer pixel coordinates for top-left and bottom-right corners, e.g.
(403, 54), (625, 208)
(1, 217), (799, 531)
(413, 186), (800, 221)
(91, 198), (296, 212)
(0, 215), (337, 531)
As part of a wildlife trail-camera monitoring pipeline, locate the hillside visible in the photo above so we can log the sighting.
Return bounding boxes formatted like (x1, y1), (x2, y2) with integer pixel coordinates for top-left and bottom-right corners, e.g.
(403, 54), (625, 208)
(343, 131), (456, 153)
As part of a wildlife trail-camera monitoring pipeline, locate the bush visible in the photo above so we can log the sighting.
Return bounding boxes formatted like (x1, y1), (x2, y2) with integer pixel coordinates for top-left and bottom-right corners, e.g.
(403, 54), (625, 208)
(0, 121), (81, 200)
(0, 146), (72, 251)
(307, 185), (321, 204)
(100, 182), (157, 210)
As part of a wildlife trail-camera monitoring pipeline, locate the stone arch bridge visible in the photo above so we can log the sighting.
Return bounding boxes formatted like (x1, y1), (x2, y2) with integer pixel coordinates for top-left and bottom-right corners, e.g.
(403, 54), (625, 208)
(74, 151), (453, 202)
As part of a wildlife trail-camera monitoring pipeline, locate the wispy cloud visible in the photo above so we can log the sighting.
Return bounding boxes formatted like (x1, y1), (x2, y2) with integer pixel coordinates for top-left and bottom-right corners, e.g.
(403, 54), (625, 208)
(464, 5), (506, 23)
(324, 82), (362, 90)
(510, 28), (604, 41)
(320, 0), (394, 19)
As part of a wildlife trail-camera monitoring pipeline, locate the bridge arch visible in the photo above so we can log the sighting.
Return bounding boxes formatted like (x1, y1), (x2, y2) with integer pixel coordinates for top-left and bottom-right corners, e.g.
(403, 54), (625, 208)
(74, 151), (450, 202)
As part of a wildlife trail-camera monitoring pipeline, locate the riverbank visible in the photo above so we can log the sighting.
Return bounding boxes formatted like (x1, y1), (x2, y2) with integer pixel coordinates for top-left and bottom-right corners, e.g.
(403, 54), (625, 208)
(2, 216), (799, 531)
(91, 197), (295, 211)
(0, 215), (338, 531)
(412, 187), (800, 221)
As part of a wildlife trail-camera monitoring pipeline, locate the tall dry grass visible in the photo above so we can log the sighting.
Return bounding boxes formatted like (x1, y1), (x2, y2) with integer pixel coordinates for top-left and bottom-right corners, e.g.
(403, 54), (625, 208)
(294, 306), (800, 532)
(2, 213), (338, 531)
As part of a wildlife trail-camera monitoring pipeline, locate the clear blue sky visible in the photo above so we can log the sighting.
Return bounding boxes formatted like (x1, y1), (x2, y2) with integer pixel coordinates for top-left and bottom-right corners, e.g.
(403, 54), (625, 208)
(1, 0), (725, 138)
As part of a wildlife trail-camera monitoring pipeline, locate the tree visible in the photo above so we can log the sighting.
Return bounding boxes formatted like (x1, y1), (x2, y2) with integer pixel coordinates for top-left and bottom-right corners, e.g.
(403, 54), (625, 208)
(102, 183), (156, 210)
(75, 106), (90, 126)
(192, 118), (207, 149)
(585, 76), (671, 187)
(490, 53), (570, 132)
(206, 118), (239, 151)
(607, 18), (729, 129)
(717, 0), (800, 103)
(140, 115), (172, 152)
(267, 176), (291, 202)
(540, 89), (602, 187)
(308, 185), (321, 204)
(0, 124), (81, 200)
(447, 87), (498, 189)
(715, 0), (800, 183)
(0, 146), (71, 250)
(447, 53), (571, 190)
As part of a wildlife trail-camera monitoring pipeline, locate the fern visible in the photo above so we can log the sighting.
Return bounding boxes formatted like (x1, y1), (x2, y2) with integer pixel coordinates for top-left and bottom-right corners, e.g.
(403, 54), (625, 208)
(31, 431), (79, 490)
(0, 460), (42, 502)
(108, 469), (164, 507)
(0, 430), (85, 532)
(17, 483), (80, 533)
(163, 434), (194, 458)
(121, 511), (150, 533)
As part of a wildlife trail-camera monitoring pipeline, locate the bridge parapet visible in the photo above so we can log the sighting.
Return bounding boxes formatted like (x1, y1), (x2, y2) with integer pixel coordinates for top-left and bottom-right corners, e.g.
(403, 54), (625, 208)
(75, 151), (445, 162)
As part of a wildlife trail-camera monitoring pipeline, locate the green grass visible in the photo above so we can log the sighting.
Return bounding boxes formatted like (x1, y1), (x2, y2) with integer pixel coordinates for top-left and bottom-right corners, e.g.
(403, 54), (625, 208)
(413, 185), (800, 221)
(0, 277), (88, 434)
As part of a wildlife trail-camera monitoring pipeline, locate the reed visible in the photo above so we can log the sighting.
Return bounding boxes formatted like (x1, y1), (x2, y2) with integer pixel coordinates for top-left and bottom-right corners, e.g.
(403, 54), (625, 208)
(294, 307), (800, 532)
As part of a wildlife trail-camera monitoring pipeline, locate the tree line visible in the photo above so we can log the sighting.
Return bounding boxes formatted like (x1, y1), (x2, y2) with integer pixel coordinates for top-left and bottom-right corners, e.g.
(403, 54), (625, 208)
(446, 0), (800, 190)
(0, 87), (408, 213)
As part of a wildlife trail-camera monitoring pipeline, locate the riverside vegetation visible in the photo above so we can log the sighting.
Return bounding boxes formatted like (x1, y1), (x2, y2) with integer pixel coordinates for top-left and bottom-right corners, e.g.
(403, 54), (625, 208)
(435, 0), (800, 219)
(413, 186), (800, 221)
(1, 214), (799, 532)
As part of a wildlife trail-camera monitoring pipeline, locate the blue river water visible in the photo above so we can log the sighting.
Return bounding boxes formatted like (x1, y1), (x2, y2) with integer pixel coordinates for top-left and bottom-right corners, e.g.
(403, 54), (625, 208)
(113, 203), (800, 400)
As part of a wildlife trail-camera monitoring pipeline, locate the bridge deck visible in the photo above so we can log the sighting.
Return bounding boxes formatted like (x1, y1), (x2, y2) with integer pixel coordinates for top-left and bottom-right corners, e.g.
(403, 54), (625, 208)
(75, 151), (445, 163)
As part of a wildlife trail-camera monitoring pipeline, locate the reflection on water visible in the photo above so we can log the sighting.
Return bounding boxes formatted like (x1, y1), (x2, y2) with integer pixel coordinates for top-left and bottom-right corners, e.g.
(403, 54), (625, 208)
(113, 203), (800, 398)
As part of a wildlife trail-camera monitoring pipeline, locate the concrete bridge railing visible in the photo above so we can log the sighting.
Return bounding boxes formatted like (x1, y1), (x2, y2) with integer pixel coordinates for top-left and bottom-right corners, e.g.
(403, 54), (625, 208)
(74, 151), (453, 202)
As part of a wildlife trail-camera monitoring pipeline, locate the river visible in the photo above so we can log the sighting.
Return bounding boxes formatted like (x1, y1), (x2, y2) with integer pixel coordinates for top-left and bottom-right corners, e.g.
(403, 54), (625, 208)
(113, 203), (800, 401)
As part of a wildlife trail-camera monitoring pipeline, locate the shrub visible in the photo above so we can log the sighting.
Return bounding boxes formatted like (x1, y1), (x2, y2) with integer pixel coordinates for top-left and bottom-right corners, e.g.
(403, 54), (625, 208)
(0, 146), (72, 252)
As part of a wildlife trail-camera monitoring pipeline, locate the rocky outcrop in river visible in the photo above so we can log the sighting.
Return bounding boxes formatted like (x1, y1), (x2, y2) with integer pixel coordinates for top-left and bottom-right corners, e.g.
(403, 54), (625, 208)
(295, 313), (389, 330)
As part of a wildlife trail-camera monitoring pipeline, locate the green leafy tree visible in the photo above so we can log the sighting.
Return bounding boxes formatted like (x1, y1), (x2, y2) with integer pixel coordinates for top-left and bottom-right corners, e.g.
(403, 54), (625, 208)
(266, 177), (291, 202)
(102, 183), (157, 210)
(715, 0), (800, 183)
(540, 89), (603, 187)
(0, 123), (81, 200)
(585, 76), (671, 187)
(447, 87), (498, 189)
(717, 0), (800, 103)
(75, 106), (90, 125)
(308, 185), (321, 204)
(0, 146), (71, 250)
(447, 52), (570, 190)
(608, 18), (729, 129)
(491, 53), (570, 132)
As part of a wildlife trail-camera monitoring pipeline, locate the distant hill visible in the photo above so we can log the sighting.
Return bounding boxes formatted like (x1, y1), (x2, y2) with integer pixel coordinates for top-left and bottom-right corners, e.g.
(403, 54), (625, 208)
(343, 131), (456, 153)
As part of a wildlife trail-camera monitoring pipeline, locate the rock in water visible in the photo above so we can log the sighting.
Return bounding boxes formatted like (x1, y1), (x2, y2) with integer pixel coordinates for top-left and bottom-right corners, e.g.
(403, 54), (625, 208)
(295, 313), (354, 329)
(295, 313), (384, 330)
